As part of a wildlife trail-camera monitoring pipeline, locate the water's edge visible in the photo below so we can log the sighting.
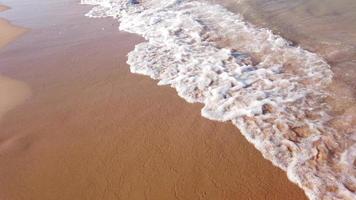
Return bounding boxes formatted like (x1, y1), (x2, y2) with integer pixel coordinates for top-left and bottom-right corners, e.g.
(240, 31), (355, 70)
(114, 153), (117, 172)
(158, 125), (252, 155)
(81, 0), (356, 199)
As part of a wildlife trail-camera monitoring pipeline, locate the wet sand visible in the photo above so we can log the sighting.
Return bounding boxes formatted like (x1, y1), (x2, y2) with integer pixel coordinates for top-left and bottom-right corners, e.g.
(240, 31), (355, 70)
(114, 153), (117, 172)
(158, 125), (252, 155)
(0, 5), (26, 48)
(0, 0), (307, 199)
(0, 5), (9, 13)
(0, 5), (30, 121)
(0, 74), (30, 121)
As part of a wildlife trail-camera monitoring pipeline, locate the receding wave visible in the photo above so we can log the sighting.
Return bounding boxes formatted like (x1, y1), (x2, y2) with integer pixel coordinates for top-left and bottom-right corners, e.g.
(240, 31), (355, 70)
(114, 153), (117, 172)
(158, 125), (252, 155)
(81, 0), (356, 199)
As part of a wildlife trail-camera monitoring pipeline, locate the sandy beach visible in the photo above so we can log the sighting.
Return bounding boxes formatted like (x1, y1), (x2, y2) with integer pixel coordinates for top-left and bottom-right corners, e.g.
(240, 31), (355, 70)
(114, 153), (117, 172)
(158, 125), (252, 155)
(0, 0), (310, 199)
(0, 5), (26, 48)
(0, 5), (29, 123)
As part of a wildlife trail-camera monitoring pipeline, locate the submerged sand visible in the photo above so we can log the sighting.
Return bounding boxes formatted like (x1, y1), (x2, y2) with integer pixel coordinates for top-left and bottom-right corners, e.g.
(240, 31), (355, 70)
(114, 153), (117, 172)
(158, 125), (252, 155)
(0, 0), (306, 199)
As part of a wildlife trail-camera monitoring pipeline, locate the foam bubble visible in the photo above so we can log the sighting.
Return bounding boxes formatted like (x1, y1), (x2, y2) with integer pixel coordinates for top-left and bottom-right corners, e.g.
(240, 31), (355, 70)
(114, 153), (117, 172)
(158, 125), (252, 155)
(81, 0), (356, 199)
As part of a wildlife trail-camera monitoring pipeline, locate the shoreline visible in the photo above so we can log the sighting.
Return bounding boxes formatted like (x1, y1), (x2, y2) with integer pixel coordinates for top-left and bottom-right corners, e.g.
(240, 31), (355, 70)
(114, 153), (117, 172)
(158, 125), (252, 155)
(0, 0), (308, 199)
(0, 5), (9, 12)
(212, 0), (356, 127)
(0, 4), (27, 48)
(0, 4), (30, 123)
(82, 0), (355, 199)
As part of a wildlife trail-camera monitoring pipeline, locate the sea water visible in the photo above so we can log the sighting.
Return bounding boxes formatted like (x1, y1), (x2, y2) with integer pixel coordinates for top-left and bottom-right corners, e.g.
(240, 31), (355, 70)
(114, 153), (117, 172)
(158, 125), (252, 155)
(81, 0), (356, 199)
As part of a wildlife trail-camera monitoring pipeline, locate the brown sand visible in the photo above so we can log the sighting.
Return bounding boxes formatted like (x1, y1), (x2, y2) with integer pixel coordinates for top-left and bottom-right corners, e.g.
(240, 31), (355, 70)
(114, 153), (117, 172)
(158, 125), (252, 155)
(0, 5), (30, 121)
(0, 74), (30, 121)
(0, 5), (9, 12)
(0, 19), (26, 48)
(0, 5), (27, 48)
(0, 1), (307, 199)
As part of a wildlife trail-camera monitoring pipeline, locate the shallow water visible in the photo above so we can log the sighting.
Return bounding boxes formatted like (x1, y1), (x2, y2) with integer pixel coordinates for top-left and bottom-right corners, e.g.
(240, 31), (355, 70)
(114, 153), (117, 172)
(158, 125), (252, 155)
(210, 2), (356, 197)
(213, 0), (356, 123)
(213, 0), (356, 47)
(81, 0), (356, 199)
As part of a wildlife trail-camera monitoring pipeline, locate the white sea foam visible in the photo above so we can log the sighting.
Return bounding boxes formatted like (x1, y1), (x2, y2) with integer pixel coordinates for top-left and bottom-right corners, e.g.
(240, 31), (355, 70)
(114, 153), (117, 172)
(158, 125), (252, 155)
(81, 0), (356, 199)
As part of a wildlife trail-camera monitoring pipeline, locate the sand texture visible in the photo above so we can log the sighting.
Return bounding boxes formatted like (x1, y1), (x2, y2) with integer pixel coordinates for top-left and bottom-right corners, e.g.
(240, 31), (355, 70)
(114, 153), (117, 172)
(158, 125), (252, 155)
(0, 5), (30, 121)
(0, 5), (26, 48)
(0, 0), (307, 199)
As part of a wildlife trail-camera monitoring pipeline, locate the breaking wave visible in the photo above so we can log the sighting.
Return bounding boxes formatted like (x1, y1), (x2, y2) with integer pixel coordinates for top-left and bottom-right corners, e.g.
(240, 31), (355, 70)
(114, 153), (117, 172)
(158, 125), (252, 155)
(81, 0), (356, 199)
